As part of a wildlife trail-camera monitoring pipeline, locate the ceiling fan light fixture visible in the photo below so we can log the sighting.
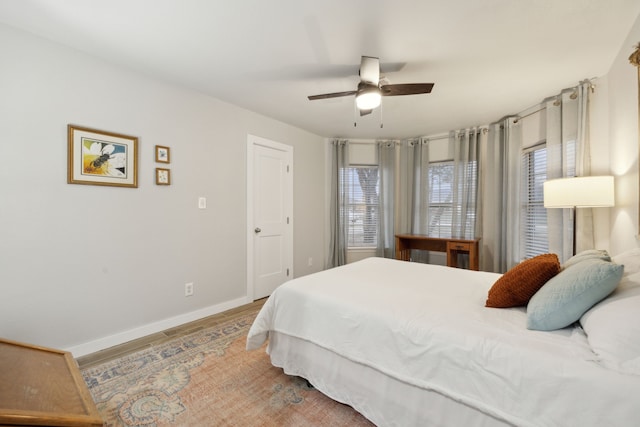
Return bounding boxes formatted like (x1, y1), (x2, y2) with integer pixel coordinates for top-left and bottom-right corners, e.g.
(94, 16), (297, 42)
(307, 56), (434, 113)
(355, 86), (381, 110)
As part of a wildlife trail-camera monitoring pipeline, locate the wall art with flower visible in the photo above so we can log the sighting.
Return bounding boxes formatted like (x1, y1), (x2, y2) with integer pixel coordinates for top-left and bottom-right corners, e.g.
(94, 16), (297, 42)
(67, 125), (138, 188)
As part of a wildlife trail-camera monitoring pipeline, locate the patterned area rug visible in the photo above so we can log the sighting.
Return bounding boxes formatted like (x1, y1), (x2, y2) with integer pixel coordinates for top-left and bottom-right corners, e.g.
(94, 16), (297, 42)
(81, 311), (374, 426)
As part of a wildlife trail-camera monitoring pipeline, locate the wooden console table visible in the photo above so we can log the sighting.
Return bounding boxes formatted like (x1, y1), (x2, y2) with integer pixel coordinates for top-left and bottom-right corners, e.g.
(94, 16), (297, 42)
(0, 338), (102, 427)
(395, 234), (480, 271)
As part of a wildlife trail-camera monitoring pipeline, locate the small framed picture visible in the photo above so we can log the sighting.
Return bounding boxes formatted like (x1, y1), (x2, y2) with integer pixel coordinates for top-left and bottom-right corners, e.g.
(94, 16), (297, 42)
(156, 168), (171, 185)
(67, 125), (138, 188)
(155, 145), (170, 163)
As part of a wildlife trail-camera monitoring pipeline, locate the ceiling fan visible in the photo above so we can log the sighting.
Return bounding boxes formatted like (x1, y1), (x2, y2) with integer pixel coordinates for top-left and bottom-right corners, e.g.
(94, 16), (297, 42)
(307, 56), (434, 116)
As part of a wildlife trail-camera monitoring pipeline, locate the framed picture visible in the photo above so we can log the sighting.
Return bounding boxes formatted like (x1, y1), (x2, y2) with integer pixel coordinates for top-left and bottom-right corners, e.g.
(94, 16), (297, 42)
(68, 125), (138, 188)
(156, 168), (171, 185)
(155, 145), (170, 163)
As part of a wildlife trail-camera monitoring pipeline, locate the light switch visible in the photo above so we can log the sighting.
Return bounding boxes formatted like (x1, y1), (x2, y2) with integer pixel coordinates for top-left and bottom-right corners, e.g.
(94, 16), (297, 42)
(198, 197), (207, 209)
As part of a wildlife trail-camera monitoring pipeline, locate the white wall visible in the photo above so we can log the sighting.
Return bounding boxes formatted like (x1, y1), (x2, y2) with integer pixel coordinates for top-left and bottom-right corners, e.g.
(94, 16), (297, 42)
(0, 24), (325, 356)
(590, 77), (613, 251)
(599, 14), (640, 255)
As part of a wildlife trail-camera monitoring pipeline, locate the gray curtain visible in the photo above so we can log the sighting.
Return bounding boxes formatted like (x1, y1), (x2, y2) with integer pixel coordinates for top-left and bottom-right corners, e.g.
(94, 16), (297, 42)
(546, 82), (592, 261)
(575, 81), (595, 253)
(398, 138), (430, 262)
(376, 141), (396, 258)
(451, 129), (483, 239)
(481, 118), (521, 272)
(408, 138), (431, 236)
(327, 139), (349, 268)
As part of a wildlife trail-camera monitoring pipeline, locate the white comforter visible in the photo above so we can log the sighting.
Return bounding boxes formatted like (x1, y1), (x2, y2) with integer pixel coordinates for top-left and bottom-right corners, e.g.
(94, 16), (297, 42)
(247, 257), (640, 427)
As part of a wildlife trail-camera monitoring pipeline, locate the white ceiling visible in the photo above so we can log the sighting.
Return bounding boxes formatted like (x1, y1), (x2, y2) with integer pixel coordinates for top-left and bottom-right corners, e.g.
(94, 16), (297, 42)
(1, 0), (639, 139)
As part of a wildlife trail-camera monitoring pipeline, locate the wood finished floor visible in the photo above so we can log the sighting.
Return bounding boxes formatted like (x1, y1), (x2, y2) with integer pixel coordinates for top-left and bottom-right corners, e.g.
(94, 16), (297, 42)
(76, 298), (267, 370)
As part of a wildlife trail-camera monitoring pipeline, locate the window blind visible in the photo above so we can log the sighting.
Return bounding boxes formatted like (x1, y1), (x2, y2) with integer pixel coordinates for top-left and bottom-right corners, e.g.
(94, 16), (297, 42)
(344, 166), (379, 247)
(428, 161), (454, 238)
(521, 146), (548, 259)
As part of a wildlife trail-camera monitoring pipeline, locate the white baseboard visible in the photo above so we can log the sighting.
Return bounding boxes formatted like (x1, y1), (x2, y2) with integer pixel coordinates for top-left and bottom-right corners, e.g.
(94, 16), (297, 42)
(66, 296), (253, 358)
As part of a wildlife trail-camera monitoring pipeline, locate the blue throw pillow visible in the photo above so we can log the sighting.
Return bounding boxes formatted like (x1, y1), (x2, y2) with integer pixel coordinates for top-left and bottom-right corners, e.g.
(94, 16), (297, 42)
(527, 259), (623, 331)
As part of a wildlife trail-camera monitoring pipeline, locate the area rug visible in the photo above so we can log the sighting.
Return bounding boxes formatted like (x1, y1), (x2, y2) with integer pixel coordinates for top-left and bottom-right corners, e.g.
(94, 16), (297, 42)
(81, 310), (375, 426)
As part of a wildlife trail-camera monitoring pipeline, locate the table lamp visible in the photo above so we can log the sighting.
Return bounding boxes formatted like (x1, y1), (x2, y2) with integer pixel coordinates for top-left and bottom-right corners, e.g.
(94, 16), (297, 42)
(543, 176), (614, 254)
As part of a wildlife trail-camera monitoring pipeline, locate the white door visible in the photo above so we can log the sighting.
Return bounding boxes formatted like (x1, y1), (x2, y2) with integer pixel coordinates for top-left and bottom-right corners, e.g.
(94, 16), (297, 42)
(247, 135), (293, 300)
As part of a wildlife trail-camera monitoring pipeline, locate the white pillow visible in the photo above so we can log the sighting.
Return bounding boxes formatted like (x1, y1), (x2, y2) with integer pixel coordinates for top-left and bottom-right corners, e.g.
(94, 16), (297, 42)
(580, 271), (640, 374)
(612, 248), (640, 276)
(562, 249), (610, 269)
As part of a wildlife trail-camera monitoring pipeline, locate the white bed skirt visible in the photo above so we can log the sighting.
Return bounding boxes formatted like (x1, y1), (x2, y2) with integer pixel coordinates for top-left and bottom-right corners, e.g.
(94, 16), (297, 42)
(267, 331), (512, 427)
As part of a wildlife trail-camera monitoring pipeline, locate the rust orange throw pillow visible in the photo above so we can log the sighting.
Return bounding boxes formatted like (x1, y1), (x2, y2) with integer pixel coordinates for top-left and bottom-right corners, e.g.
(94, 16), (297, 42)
(486, 254), (560, 308)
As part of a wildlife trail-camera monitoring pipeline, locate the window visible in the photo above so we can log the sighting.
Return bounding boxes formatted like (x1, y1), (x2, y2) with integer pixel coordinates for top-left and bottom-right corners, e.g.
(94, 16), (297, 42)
(344, 166), (379, 248)
(428, 161), (454, 237)
(521, 145), (548, 258)
(427, 161), (477, 239)
(520, 140), (576, 259)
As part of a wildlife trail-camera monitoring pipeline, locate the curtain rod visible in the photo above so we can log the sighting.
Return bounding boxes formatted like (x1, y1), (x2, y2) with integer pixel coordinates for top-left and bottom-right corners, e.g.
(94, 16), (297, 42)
(419, 128), (488, 142)
(424, 134), (448, 142)
(513, 79), (596, 124)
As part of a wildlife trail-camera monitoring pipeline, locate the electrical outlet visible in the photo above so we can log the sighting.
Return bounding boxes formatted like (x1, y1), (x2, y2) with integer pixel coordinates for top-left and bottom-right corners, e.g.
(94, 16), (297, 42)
(308, 257), (313, 266)
(185, 282), (194, 297)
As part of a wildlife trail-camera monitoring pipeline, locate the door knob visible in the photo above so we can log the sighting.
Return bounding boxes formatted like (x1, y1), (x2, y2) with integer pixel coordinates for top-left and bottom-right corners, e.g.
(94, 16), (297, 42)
(254, 227), (261, 233)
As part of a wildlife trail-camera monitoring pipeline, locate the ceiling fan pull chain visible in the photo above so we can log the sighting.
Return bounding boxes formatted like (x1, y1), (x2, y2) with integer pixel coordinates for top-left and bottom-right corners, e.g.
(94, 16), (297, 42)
(354, 100), (358, 127)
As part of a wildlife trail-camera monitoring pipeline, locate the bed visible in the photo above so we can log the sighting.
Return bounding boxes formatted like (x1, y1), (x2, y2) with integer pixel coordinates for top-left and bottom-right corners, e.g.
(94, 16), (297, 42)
(246, 252), (640, 426)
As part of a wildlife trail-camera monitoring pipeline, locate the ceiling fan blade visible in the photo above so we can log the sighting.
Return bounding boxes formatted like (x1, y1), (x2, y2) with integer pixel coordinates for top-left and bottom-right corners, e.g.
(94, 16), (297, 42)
(359, 108), (373, 116)
(359, 56), (380, 85)
(381, 83), (434, 96)
(308, 90), (357, 100)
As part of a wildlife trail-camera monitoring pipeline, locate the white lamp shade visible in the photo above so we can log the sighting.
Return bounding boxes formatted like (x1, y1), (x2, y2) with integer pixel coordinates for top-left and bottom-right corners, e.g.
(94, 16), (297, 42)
(543, 176), (614, 208)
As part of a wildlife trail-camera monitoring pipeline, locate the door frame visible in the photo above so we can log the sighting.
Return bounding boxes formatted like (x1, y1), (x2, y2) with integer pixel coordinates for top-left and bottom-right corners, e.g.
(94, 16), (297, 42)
(246, 134), (293, 300)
